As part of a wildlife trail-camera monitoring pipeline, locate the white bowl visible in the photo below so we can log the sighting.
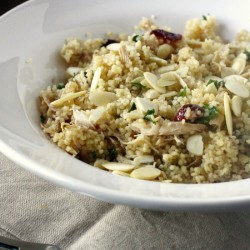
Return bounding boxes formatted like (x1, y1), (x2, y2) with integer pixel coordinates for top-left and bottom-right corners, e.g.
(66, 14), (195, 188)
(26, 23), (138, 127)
(1, 0), (250, 211)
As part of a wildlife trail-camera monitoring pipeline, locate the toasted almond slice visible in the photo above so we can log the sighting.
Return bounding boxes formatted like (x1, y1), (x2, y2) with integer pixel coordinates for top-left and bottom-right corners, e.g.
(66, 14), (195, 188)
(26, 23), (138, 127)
(123, 110), (143, 120)
(112, 170), (130, 177)
(66, 67), (82, 77)
(73, 108), (94, 128)
(231, 53), (246, 75)
(50, 91), (85, 107)
(157, 44), (173, 59)
(186, 134), (203, 156)
(157, 78), (176, 87)
(156, 64), (177, 74)
(133, 155), (154, 166)
(106, 43), (121, 51)
(159, 91), (178, 98)
(90, 67), (102, 91)
(231, 95), (242, 117)
(174, 72), (187, 87)
(150, 56), (168, 65)
(221, 67), (235, 78)
(131, 76), (144, 84)
(102, 162), (135, 172)
(224, 75), (249, 98)
(204, 75), (223, 82)
(144, 89), (160, 99)
(94, 159), (108, 169)
(144, 72), (166, 93)
(89, 91), (117, 106)
(89, 107), (105, 123)
(135, 97), (157, 114)
(130, 166), (161, 180)
(224, 92), (233, 135)
(205, 83), (217, 94)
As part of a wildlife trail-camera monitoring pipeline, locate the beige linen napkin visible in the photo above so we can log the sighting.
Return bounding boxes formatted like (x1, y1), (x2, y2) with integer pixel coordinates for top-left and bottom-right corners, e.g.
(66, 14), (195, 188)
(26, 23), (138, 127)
(0, 152), (250, 250)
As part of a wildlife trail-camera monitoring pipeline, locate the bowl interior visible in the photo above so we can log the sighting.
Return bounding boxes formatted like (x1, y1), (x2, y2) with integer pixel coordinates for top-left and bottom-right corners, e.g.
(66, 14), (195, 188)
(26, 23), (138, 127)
(1, 0), (250, 210)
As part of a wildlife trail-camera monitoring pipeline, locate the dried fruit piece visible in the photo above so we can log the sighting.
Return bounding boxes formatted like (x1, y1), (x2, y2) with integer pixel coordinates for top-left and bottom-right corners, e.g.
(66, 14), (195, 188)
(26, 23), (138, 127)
(174, 104), (204, 122)
(150, 29), (182, 44)
(130, 166), (161, 180)
(186, 134), (203, 156)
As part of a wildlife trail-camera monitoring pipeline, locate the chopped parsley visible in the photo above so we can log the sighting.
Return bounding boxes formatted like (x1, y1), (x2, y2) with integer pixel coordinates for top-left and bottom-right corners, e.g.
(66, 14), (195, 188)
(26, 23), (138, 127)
(108, 148), (118, 161)
(132, 82), (146, 89)
(132, 34), (141, 42)
(143, 109), (156, 124)
(179, 87), (187, 97)
(57, 83), (66, 89)
(202, 15), (207, 21)
(244, 50), (250, 62)
(196, 104), (219, 124)
(206, 79), (225, 89)
(128, 102), (136, 112)
(90, 151), (98, 161)
(40, 115), (46, 124)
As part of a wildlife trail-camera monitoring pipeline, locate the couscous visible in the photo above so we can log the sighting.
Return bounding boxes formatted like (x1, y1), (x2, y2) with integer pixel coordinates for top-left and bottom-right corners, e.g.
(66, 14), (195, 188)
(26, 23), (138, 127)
(39, 16), (250, 183)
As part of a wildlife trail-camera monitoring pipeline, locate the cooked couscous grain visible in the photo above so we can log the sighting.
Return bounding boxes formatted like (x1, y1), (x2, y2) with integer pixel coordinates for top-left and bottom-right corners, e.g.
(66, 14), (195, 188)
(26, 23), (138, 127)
(40, 16), (250, 183)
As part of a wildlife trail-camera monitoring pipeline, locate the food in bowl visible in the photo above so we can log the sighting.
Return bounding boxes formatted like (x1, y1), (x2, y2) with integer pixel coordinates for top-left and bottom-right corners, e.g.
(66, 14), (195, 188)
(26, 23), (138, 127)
(39, 16), (250, 183)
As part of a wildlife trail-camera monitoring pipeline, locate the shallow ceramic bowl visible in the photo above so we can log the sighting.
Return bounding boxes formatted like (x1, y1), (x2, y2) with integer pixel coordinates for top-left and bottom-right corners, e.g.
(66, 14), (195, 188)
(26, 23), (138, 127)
(1, 0), (250, 211)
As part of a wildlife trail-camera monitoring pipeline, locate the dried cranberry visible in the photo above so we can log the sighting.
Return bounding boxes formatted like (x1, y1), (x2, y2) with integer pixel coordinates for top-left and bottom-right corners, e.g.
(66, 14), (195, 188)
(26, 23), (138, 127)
(150, 29), (182, 44)
(174, 104), (204, 122)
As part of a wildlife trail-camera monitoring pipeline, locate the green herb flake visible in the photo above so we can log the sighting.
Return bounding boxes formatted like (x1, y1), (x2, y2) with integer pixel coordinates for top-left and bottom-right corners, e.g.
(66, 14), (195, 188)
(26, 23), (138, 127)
(57, 83), (65, 89)
(179, 87), (187, 97)
(40, 115), (46, 124)
(244, 50), (250, 62)
(108, 148), (118, 162)
(202, 15), (207, 21)
(143, 109), (156, 124)
(132, 82), (146, 89)
(91, 151), (97, 160)
(128, 102), (137, 112)
(206, 79), (225, 89)
(196, 105), (219, 124)
(132, 34), (141, 42)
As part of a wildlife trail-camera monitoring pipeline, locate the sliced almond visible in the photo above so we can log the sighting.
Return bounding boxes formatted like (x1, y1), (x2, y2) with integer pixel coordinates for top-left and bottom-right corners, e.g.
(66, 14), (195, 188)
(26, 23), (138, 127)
(89, 91), (117, 106)
(135, 97), (157, 114)
(130, 166), (161, 180)
(224, 92), (233, 135)
(73, 108), (94, 128)
(231, 95), (242, 117)
(133, 155), (154, 166)
(149, 56), (167, 66)
(112, 170), (130, 177)
(186, 134), (203, 156)
(157, 78), (176, 87)
(224, 75), (249, 98)
(50, 91), (85, 107)
(90, 67), (102, 91)
(66, 67), (82, 77)
(231, 53), (246, 75)
(144, 72), (166, 93)
(102, 162), (134, 172)
(205, 83), (217, 94)
(157, 44), (173, 59)
(89, 107), (105, 123)
(221, 67), (235, 78)
(131, 76), (144, 84)
(156, 64), (177, 74)
(160, 72), (187, 87)
(106, 43), (121, 51)
(94, 159), (108, 169)
(144, 89), (160, 99)
(204, 76), (223, 82)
